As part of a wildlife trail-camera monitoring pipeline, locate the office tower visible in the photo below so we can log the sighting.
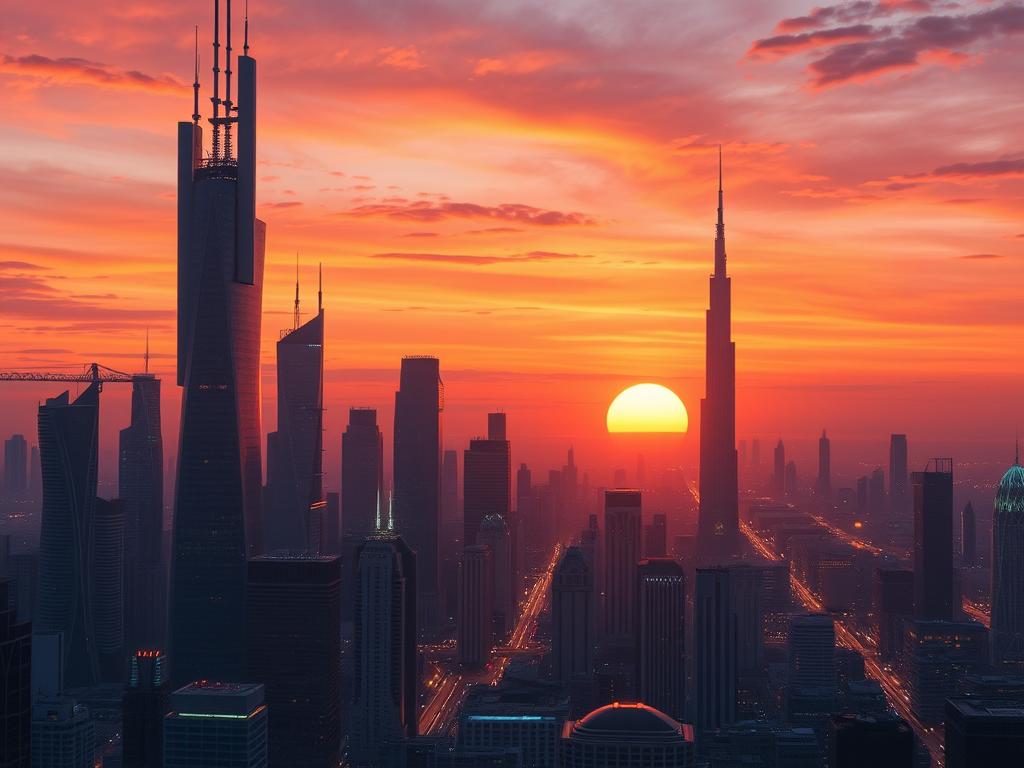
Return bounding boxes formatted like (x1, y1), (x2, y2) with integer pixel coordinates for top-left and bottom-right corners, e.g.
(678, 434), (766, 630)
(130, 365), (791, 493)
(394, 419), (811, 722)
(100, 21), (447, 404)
(552, 546), (594, 684)
(324, 491), (340, 554)
(869, 468), (886, 515)
(787, 613), (837, 725)
(477, 515), (514, 640)
(857, 476), (869, 513)
(393, 356), (443, 611)
(122, 649), (170, 768)
(728, 563), (766, 674)
(31, 697), (94, 768)
(3, 434), (27, 499)
(912, 459), (954, 620)
(92, 497), (124, 681)
(171, 2), (266, 686)
(991, 453), (1024, 669)
(945, 698), (1024, 767)
(560, 702), (695, 768)
(164, 682), (268, 768)
(463, 415), (511, 547)
(784, 461), (797, 498)
(817, 429), (831, 498)
(773, 439), (785, 499)
(442, 449), (459, 524)
(603, 490), (642, 638)
(694, 567), (737, 747)
(342, 408), (384, 539)
(247, 553), (341, 768)
(874, 568), (914, 660)
(351, 534), (418, 766)
(828, 713), (913, 768)
(738, 441), (746, 470)
(265, 270), (325, 553)
(118, 372), (164, 650)
(961, 501), (977, 567)
(37, 384), (99, 689)
(637, 558), (685, 721)
(697, 155), (739, 562)
(751, 439), (760, 470)
(459, 544), (494, 669)
(906, 619), (989, 723)
(0, 579), (31, 768)
(890, 434), (909, 514)
(644, 513), (667, 558)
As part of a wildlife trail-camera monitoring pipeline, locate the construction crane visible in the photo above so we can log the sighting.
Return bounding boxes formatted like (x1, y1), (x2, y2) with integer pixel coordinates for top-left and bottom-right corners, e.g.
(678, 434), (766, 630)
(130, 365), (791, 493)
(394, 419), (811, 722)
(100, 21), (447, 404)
(0, 362), (143, 392)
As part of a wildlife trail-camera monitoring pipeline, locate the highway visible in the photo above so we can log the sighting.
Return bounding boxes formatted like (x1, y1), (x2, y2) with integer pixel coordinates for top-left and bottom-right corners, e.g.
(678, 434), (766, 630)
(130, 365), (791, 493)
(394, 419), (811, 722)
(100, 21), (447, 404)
(419, 543), (562, 736)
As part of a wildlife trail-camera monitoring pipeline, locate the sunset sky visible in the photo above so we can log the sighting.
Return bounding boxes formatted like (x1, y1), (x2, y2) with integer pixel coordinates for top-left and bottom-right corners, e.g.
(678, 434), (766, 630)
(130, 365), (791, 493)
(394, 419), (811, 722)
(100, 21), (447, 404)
(1, 0), (1022, 488)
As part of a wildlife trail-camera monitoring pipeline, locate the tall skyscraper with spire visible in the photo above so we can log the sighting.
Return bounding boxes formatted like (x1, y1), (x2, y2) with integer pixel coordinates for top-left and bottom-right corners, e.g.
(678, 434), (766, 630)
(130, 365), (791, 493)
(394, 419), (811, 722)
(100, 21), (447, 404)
(170, 0), (266, 685)
(697, 151), (739, 562)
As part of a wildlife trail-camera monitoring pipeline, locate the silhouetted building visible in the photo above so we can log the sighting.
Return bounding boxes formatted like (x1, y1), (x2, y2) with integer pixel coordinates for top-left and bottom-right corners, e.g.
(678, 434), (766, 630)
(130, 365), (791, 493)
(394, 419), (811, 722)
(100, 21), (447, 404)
(324, 491), (340, 554)
(560, 702), (695, 768)
(31, 697), (94, 768)
(697, 157), (739, 562)
(707, 720), (821, 767)
(393, 357), (443, 614)
(644, 514), (667, 558)
(478, 514), (514, 640)
(991, 455), (1024, 669)
(906, 619), (989, 723)
(164, 682), (267, 768)
(341, 408), (384, 544)
(3, 434), (27, 500)
(92, 497), (124, 680)
(828, 713), (913, 768)
(961, 501), (976, 568)
(773, 440), (785, 500)
(874, 568), (914, 660)
(247, 553), (341, 768)
(463, 419), (511, 547)
(695, 566), (737, 748)
(37, 384), (99, 688)
(890, 435), (909, 514)
(0, 578), (31, 768)
(122, 649), (170, 768)
(171, 6), (266, 685)
(817, 430), (831, 499)
(945, 698), (1024, 767)
(443, 449), (459, 525)
(119, 373), (164, 651)
(351, 534), (418, 766)
(870, 468), (886, 516)
(637, 558), (685, 721)
(603, 491), (642, 639)
(784, 461), (798, 499)
(265, 274), (325, 552)
(552, 547), (594, 685)
(913, 459), (955, 620)
(787, 613), (837, 727)
(459, 544), (493, 669)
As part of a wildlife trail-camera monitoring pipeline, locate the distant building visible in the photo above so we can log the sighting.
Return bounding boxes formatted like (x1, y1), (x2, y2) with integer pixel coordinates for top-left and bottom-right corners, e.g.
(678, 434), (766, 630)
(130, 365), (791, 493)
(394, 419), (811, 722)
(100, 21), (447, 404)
(991, 456), (1024, 669)
(889, 435), (909, 514)
(552, 546), (594, 686)
(945, 698), (1024, 767)
(341, 408), (384, 541)
(122, 649), (169, 768)
(816, 430), (831, 499)
(463, 415), (511, 547)
(694, 567), (737, 748)
(644, 514), (667, 558)
(787, 613), (837, 729)
(773, 440), (785, 500)
(637, 558), (686, 721)
(459, 544), (494, 669)
(784, 461), (798, 499)
(560, 702), (695, 768)
(961, 501), (977, 568)
(906, 619), (989, 723)
(164, 682), (267, 768)
(31, 697), (94, 768)
(913, 459), (955, 621)
(478, 514), (515, 640)
(603, 490), (642, 639)
(0, 578), (31, 767)
(828, 713), (913, 768)
(874, 568), (913, 660)
(92, 497), (124, 681)
(3, 434), (28, 500)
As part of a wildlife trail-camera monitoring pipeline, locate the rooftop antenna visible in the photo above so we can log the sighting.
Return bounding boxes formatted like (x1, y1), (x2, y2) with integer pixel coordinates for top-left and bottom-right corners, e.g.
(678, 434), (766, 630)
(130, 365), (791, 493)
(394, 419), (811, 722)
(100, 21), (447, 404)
(375, 488), (382, 531)
(144, 328), (150, 374)
(293, 252), (301, 331)
(243, 0), (250, 56)
(317, 262), (323, 313)
(192, 26), (201, 125)
(223, 0), (233, 160)
(211, 0), (222, 159)
(388, 490), (394, 531)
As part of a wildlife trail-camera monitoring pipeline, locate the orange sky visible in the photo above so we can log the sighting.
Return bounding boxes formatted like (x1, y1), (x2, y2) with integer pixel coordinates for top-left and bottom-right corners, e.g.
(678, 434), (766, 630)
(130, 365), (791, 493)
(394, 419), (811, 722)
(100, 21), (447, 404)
(1, 0), (1022, 488)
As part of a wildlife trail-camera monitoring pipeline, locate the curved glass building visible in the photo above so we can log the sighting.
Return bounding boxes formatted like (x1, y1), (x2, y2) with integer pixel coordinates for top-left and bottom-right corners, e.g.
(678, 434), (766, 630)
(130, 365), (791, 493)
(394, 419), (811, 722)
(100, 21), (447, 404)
(991, 457), (1024, 669)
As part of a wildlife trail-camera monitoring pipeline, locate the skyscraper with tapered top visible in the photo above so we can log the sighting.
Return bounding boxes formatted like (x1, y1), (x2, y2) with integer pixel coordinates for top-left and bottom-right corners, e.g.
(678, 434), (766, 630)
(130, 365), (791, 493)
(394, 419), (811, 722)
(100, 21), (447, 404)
(698, 151), (739, 562)
(171, 0), (266, 686)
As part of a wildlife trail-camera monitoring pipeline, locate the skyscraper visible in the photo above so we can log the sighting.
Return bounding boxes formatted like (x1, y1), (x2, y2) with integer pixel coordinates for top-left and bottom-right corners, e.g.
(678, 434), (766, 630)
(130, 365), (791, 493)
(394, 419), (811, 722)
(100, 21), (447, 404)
(961, 501), (976, 567)
(477, 514), (514, 640)
(463, 415), (511, 547)
(392, 356), (443, 613)
(3, 434), (27, 500)
(945, 698), (1024, 767)
(694, 566), (736, 748)
(560, 703), (696, 768)
(0, 578), (31, 768)
(31, 697), (94, 768)
(912, 459), (954, 621)
(122, 649), (170, 768)
(889, 434), (909, 514)
(351, 534), (418, 766)
(265, 268), (325, 553)
(816, 430), (831, 499)
(786, 613), (837, 725)
(92, 497), (124, 681)
(637, 558), (686, 721)
(37, 384), (99, 688)
(697, 154), (739, 562)
(342, 408), (384, 539)
(459, 544), (493, 669)
(247, 553), (341, 768)
(442, 449), (459, 524)
(773, 440), (785, 500)
(118, 372), (164, 650)
(828, 713), (913, 768)
(603, 490), (642, 639)
(991, 453), (1024, 669)
(552, 546), (594, 685)
(171, 0), (266, 686)
(164, 682), (268, 768)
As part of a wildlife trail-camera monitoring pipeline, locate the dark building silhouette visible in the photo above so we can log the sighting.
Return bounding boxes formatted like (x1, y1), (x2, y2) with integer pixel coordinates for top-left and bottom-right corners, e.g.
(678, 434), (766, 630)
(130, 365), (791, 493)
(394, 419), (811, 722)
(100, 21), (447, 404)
(247, 553), (340, 768)
(913, 459), (955, 620)
(697, 154), (739, 562)
(3, 435), (27, 500)
(874, 567), (914, 660)
(644, 513), (667, 558)
(787, 613), (837, 727)
(0, 578), (31, 768)
(869, 468), (886, 516)
(991, 455), (1024, 669)
(393, 357), (443, 615)
(603, 490), (642, 639)
(93, 497), (124, 681)
(945, 698), (1024, 767)
(119, 373), (164, 650)
(817, 429), (831, 499)
(122, 649), (170, 768)
(784, 461), (798, 498)
(324, 491), (340, 554)
(477, 514), (514, 640)
(352, 534), (417, 766)
(463, 415), (511, 547)
(961, 501), (976, 568)
(694, 566), (737, 748)
(773, 440), (785, 500)
(37, 384), (99, 688)
(890, 434), (909, 514)
(560, 703), (695, 768)
(342, 408), (384, 541)
(442, 449), (459, 525)
(171, 0), (266, 686)
(164, 682), (267, 768)
(265, 272), (325, 553)
(552, 546), (594, 685)
(828, 713), (913, 768)
(459, 544), (493, 669)
(637, 558), (685, 721)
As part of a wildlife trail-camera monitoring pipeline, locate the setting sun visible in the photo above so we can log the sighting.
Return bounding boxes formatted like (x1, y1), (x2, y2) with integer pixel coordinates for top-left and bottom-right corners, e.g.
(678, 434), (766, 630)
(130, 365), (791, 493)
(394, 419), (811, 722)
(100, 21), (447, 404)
(606, 383), (689, 433)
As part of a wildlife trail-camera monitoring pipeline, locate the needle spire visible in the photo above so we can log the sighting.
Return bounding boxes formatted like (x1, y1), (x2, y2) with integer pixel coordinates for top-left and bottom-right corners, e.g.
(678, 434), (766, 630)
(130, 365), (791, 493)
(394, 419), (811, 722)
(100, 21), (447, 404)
(318, 262), (323, 313)
(714, 144), (727, 277)
(192, 26), (201, 125)
(293, 252), (301, 331)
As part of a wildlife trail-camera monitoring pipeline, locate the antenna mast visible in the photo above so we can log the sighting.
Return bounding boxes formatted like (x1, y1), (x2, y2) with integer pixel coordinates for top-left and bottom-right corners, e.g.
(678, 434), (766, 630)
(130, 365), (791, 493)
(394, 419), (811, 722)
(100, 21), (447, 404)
(243, 0), (250, 55)
(144, 328), (150, 374)
(293, 253), (301, 331)
(192, 27), (201, 125)
(211, 0), (222, 159)
(224, 0), (233, 160)
(318, 262), (323, 313)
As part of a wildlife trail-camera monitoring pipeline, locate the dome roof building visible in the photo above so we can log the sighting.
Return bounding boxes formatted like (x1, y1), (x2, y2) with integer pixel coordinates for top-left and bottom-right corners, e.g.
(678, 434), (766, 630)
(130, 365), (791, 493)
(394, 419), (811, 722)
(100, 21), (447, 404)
(560, 702), (695, 767)
(991, 452), (1024, 669)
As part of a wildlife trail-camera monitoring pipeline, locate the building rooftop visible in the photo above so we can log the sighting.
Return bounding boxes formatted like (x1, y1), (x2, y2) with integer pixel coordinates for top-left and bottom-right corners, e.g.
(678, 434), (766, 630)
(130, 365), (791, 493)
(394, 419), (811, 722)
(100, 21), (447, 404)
(568, 702), (691, 742)
(946, 699), (1024, 720)
(169, 681), (265, 718)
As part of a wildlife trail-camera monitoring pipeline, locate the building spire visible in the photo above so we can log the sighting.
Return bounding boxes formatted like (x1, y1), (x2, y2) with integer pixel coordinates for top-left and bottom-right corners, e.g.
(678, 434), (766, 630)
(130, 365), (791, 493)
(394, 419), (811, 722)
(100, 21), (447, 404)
(293, 252), (301, 331)
(211, 0), (222, 159)
(243, 0), (250, 56)
(223, 0), (234, 160)
(144, 327), (150, 374)
(715, 144), (726, 277)
(192, 26), (201, 125)
(317, 262), (323, 313)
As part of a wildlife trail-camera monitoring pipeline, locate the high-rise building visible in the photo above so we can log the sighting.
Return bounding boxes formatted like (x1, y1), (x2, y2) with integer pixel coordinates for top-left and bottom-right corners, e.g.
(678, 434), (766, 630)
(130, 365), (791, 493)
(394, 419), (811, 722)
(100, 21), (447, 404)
(784, 461), (798, 499)
(247, 553), (341, 767)
(828, 713), (913, 768)
(351, 534), (418, 766)
(603, 490), (642, 639)
(342, 408), (384, 539)
(459, 544), (493, 669)
(644, 514), (667, 558)
(787, 613), (837, 726)
(164, 682), (267, 768)
(0, 578), (31, 768)
(913, 459), (955, 620)
(171, 1), (266, 686)
(751, 439), (760, 471)
(906, 619), (989, 723)
(118, 373), (164, 650)
(3, 434), (28, 500)
(477, 515), (514, 640)
(637, 558), (685, 721)
(945, 698), (1024, 767)
(773, 440), (785, 500)
(324, 491), (340, 554)
(393, 356), (443, 613)
(265, 270), (325, 552)
(31, 697), (94, 768)
(442, 449), (459, 524)
(961, 501), (977, 567)
(817, 429), (831, 499)
(694, 566), (737, 747)
(463, 416), (511, 548)
(92, 497), (124, 680)
(37, 384), (99, 688)
(560, 702), (695, 768)
(889, 434), (909, 514)
(697, 156), (739, 562)
(874, 567), (914, 660)
(991, 454), (1024, 669)
(869, 468), (886, 516)
(28, 445), (41, 504)
(122, 649), (170, 768)
(552, 546), (594, 685)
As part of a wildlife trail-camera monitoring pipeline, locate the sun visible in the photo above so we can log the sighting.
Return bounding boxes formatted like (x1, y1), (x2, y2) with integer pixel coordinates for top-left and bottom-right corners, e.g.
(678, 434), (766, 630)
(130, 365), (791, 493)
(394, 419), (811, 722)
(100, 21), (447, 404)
(606, 383), (689, 433)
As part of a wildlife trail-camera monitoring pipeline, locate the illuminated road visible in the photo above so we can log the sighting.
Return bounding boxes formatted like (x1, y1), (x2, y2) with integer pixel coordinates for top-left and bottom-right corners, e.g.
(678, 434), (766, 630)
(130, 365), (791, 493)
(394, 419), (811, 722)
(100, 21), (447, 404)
(419, 544), (562, 736)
